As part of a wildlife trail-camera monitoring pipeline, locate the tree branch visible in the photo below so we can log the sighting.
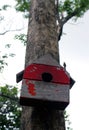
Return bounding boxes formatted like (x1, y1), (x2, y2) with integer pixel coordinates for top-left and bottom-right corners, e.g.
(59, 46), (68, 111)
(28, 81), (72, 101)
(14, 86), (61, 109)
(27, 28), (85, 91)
(62, 10), (79, 25)
(57, 11), (76, 41)
(56, 0), (62, 25)
(55, 0), (63, 41)
(0, 92), (19, 103)
(0, 28), (24, 35)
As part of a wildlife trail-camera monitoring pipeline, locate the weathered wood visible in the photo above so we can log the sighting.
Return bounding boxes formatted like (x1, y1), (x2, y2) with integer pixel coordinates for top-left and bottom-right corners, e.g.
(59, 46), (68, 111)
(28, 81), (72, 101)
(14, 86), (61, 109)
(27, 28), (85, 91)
(20, 0), (65, 130)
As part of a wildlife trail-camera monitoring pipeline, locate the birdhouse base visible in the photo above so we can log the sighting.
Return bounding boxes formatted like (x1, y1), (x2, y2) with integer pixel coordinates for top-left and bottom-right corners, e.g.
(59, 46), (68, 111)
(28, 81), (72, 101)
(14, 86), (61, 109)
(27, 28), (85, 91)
(20, 97), (69, 110)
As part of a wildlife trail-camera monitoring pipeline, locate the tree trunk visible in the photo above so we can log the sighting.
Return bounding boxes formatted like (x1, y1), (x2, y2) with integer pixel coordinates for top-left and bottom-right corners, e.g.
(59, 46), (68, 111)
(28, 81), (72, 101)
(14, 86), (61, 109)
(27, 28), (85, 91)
(20, 0), (65, 130)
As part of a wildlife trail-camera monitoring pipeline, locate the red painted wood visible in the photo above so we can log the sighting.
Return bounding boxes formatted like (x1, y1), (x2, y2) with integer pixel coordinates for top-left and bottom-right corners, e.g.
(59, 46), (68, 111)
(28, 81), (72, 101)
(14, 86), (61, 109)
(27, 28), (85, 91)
(23, 64), (70, 84)
(25, 79), (36, 96)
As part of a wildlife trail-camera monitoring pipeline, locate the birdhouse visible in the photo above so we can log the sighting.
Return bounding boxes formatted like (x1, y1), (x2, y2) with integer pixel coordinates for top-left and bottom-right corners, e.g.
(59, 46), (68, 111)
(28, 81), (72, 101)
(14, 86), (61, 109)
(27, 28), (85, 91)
(16, 54), (75, 110)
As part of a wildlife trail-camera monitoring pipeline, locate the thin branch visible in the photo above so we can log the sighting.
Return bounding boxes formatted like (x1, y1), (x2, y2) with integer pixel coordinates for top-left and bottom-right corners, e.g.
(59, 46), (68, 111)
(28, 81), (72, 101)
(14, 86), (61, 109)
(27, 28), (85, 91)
(0, 92), (19, 103)
(0, 28), (24, 35)
(56, 0), (62, 25)
(62, 10), (78, 25)
(55, 0), (63, 41)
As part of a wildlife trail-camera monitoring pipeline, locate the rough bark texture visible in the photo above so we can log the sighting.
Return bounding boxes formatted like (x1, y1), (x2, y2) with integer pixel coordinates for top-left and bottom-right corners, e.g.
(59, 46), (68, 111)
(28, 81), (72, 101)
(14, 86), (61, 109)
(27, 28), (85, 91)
(20, 0), (65, 130)
(25, 0), (59, 66)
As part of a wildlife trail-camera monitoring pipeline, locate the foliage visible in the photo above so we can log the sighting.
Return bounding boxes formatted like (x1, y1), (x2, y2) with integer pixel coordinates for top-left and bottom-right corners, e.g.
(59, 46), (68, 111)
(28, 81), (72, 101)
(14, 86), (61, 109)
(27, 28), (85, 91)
(0, 44), (15, 72)
(15, 0), (30, 18)
(59, 0), (89, 21)
(15, 0), (30, 12)
(15, 33), (27, 45)
(0, 4), (11, 22)
(0, 53), (8, 72)
(0, 85), (21, 130)
(0, 5), (15, 72)
(2, 5), (11, 10)
(15, 0), (89, 22)
(0, 5), (11, 11)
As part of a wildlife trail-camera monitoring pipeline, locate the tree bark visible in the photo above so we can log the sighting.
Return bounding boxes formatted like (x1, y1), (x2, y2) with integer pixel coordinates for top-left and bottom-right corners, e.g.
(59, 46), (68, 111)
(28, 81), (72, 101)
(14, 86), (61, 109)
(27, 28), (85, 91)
(20, 0), (65, 130)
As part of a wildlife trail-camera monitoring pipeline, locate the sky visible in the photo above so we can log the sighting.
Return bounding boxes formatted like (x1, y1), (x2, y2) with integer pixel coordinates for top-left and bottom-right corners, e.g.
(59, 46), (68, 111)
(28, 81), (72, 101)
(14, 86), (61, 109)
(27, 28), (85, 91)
(60, 11), (89, 130)
(0, 0), (89, 130)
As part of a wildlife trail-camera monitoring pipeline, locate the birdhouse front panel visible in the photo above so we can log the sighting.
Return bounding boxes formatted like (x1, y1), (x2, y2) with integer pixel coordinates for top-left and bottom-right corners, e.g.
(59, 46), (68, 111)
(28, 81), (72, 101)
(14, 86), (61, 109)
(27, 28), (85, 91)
(21, 79), (69, 101)
(20, 79), (69, 109)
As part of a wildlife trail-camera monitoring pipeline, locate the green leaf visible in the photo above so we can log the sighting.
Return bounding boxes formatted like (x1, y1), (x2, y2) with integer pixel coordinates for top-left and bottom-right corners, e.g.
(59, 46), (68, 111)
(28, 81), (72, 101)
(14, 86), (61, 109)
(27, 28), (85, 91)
(5, 44), (11, 48)
(15, 33), (27, 45)
(15, 0), (30, 12)
(9, 53), (15, 57)
(2, 5), (11, 10)
(2, 55), (8, 59)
